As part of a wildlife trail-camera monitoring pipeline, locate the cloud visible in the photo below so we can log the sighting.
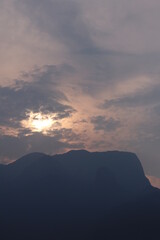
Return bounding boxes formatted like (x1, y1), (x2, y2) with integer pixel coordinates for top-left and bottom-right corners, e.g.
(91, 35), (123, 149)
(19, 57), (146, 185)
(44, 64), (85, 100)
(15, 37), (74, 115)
(1, 0), (160, 178)
(91, 116), (121, 132)
(0, 64), (75, 132)
(15, 0), (93, 53)
(101, 83), (160, 109)
(14, 0), (160, 87)
(1, 0), (160, 88)
(0, 129), (85, 163)
(16, 0), (160, 84)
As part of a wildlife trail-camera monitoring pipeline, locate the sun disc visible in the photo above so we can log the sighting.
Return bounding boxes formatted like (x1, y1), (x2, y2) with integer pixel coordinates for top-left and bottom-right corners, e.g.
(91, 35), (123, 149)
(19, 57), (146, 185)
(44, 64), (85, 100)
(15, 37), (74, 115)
(21, 111), (55, 133)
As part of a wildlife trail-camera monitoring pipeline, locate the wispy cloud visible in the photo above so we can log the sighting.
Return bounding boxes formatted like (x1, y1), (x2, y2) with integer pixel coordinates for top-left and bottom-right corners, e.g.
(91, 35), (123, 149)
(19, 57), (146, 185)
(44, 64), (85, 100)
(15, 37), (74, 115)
(91, 116), (121, 132)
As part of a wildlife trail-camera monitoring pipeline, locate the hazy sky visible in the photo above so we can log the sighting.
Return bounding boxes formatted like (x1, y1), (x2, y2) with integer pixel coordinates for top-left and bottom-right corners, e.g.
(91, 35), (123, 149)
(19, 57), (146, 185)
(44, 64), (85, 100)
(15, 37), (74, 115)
(1, 0), (160, 182)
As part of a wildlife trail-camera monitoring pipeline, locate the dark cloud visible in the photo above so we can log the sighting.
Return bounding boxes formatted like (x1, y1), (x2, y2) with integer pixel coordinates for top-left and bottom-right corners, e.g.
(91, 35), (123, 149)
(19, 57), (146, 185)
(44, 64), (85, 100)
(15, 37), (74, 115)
(153, 105), (160, 116)
(15, 0), (93, 53)
(91, 116), (121, 132)
(0, 62), (83, 163)
(20, 64), (75, 84)
(101, 84), (160, 109)
(0, 129), (85, 163)
(0, 64), (75, 130)
(15, 0), (160, 86)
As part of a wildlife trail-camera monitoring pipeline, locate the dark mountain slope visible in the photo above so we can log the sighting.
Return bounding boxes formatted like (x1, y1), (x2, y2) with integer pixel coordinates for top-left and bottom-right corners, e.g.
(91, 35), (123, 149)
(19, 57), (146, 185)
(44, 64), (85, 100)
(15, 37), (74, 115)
(0, 150), (159, 240)
(8, 150), (150, 193)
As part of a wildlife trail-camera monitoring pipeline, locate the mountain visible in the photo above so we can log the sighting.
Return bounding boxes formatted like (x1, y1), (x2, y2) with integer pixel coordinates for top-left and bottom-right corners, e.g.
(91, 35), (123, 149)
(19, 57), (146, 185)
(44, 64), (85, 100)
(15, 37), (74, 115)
(0, 150), (159, 240)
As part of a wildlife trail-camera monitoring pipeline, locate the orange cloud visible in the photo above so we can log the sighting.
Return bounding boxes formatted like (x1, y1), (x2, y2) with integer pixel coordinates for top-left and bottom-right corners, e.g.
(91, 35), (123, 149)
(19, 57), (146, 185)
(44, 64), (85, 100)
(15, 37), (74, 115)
(147, 175), (160, 189)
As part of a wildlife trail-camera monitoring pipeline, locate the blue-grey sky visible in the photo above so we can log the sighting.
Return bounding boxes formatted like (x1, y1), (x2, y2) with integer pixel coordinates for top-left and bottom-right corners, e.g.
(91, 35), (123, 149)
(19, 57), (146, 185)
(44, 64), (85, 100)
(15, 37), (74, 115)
(1, 0), (160, 186)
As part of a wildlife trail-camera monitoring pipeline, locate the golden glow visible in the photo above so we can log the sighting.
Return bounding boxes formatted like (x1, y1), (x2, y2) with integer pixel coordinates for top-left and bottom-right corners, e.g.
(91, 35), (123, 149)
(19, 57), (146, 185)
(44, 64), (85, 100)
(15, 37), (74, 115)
(147, 175), (160, 189)
(21, 111), (56, 133)
(31, 114), (53, 131)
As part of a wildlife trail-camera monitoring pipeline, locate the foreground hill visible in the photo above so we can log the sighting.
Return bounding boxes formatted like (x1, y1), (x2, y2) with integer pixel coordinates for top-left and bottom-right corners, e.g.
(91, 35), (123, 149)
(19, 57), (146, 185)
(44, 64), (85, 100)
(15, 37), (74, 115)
(0, 150), (160, 239)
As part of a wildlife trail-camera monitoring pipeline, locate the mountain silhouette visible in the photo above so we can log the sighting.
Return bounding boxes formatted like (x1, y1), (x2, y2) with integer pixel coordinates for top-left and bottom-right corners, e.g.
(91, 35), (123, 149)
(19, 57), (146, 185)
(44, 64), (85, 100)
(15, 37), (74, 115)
(0, 150), (160, 239)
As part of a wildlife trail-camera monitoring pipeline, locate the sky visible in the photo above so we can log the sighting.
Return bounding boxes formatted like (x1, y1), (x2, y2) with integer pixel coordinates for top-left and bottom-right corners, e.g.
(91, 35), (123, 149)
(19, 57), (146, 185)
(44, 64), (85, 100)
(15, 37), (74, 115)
(1, 0), (160, 186)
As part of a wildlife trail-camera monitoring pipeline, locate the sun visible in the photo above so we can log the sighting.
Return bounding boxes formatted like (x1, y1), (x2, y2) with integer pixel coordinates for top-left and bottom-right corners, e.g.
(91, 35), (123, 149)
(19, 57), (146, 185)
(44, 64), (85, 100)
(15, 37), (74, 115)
(31, 113), (53, 131)
(21, 111), (56, 133)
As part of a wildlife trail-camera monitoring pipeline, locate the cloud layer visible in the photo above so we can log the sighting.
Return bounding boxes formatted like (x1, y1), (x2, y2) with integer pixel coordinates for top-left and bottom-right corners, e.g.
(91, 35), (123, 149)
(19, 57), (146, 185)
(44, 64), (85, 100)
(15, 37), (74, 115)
(1, 0), (160, 179)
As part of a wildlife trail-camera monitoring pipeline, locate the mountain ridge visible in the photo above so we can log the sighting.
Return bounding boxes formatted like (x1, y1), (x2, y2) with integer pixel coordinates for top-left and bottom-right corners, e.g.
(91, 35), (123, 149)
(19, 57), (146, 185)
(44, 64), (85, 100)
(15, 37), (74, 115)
(0, 150), (151, 193)
(0, 150), (159, 239)
(4, 149), (140, 165)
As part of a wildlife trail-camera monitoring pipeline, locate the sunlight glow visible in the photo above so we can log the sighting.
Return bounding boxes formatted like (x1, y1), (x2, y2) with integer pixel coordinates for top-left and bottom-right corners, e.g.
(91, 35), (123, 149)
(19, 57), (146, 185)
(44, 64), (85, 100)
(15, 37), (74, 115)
(21, 111), (56, 133)
(32, 114), (53, 131)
